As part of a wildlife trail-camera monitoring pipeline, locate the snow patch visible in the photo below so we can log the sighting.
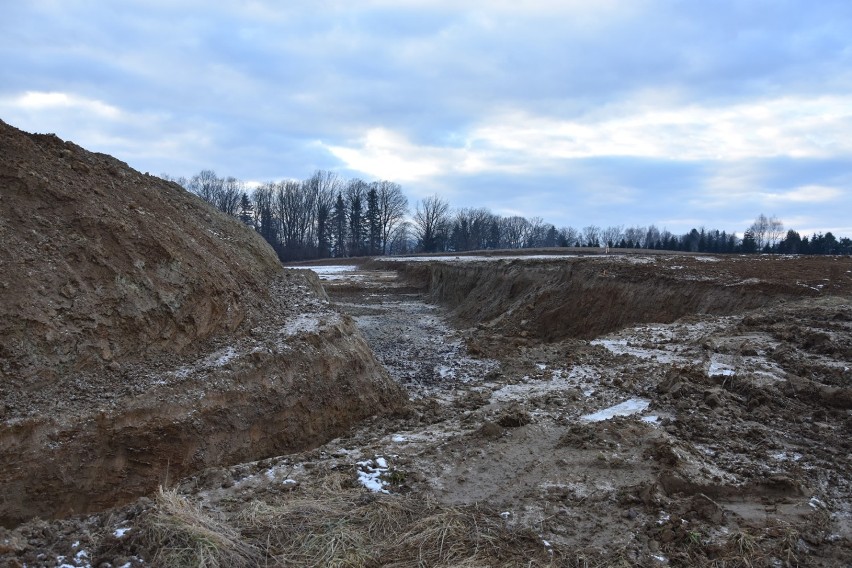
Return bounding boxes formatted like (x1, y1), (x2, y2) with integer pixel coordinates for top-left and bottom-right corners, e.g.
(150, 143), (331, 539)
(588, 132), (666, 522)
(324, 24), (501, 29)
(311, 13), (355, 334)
(279, 313), (331, 337)
(357, 457), (390, 493)
(582, 398), (650, 422)
(708, 357), (736, 377)
(289, 265), (360, 281)
(209, 346), (237, 367)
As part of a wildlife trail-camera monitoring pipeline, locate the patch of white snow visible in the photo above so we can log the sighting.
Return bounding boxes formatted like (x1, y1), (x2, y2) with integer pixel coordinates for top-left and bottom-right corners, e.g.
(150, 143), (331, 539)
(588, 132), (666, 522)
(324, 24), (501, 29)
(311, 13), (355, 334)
(582, 398), (650, 422)
(114, 527), (131, 538)
(357, 457), (390, 493)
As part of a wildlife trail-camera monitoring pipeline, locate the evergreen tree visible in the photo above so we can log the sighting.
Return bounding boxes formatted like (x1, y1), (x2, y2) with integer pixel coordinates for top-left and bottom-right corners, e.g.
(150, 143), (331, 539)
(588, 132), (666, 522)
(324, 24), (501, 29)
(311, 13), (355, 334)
(366, 187), (381, 255)
(779, 230), (802, 254)
(349, 191), (364, 256)
(332, 192), (347, 257)
(741, 229), (758, 253)
(316, 198), (332, 259)
(238, 192), (253, 226)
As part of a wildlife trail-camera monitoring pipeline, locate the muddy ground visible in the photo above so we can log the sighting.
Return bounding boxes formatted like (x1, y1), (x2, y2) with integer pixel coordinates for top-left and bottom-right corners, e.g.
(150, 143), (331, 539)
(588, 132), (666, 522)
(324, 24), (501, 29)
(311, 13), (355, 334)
(1, 254), (851, 567)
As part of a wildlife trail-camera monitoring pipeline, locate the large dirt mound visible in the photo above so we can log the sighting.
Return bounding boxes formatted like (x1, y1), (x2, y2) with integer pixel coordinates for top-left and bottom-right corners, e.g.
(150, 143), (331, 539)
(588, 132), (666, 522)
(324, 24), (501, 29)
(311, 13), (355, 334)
(0, 120), (406, 527)
(0, 119), (280, 378)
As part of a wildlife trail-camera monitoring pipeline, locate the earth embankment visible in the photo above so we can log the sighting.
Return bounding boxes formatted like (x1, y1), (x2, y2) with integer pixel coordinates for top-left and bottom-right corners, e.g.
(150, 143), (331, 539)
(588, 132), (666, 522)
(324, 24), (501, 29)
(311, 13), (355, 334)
(378, 255), (837, 343)
(0, 120), (406, 526)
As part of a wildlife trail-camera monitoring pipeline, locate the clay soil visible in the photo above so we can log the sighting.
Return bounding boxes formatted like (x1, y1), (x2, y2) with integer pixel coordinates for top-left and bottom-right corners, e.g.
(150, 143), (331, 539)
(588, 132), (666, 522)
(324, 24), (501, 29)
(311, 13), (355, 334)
(0, 120), (404, 544)
(2, 253), (850, 567)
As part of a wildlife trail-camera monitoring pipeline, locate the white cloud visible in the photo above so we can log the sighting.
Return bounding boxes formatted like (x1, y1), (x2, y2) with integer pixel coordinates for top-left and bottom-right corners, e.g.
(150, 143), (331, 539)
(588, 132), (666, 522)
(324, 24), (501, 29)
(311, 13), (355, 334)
(325, 127), (497, 182)
(10, 91), (123, 120)
(0, 90), (215, 174)
(761, 185), (843, 203)
(471, 96), (852, 162)
(324, 95), (852, 182)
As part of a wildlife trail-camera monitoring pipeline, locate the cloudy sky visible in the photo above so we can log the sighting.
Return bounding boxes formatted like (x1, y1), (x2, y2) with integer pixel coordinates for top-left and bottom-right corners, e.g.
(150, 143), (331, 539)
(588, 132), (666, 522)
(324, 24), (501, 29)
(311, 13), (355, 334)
(2, 1), (851, 237)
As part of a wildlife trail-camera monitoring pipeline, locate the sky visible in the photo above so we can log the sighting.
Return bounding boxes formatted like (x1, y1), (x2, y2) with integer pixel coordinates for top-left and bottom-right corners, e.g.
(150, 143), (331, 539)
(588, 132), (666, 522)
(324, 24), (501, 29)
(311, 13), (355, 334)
(2, 0), (851, 237)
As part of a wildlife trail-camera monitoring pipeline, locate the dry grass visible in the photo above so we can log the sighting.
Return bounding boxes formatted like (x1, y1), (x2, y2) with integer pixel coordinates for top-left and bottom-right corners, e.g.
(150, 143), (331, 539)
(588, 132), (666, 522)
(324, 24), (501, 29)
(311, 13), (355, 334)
(133, 474), (570, 567)
(137, 487), (263, 568)
(125, 473), (825, 568)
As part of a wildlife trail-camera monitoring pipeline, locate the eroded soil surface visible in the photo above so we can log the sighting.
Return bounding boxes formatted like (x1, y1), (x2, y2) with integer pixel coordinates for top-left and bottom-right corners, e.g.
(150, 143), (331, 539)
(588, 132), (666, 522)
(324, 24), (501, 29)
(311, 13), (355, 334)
(286, 259), (852, 566)
(2, 255), (851, 567)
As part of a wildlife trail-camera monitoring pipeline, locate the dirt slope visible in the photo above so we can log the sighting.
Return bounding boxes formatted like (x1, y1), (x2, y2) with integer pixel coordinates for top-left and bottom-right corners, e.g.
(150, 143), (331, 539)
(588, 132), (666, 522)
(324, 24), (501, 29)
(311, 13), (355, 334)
(0, 119), (280, 376)
(0, 120), (406, 526)
(380, 254), (847, 347)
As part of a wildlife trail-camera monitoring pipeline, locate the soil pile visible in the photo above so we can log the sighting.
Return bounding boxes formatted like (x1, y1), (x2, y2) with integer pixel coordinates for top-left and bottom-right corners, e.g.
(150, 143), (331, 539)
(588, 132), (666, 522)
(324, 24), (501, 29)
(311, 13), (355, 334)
(0, 119), (279, 376)
(0, 120), (405, 526)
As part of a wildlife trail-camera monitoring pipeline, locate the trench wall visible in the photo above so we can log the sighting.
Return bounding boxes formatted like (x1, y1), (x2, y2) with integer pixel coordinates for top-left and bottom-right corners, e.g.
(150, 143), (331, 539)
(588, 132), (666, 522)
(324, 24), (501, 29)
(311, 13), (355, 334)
(0, 315), (405, 527)
(387, 258), (804, 341)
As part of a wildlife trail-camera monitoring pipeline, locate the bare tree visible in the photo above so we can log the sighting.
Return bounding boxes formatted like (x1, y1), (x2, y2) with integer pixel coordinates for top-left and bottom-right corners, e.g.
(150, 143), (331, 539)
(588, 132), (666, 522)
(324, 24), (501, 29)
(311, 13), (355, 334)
(414, 195), (451, 253)
(160, 173), (189, 188)
(306, 170), (340, 259)
(452, 207), (496, 251)
(500, 216), (530, 249)
(525, 217), (547, 248)
(274, 179), (315, 260)
(644, 225), (662, 248)
(749, 214), (770, 250)
(216, 176), (243, 216)
(375, 181), (408, 254)
(386, 221), (415, 255)
(188, 170), (224, 207)
(560, 226), (580, 247)
(623, 226), (646, 248)
(601, 225), (624, 248)
(767, 216), (784, 248)
(582, 225), (601, 247)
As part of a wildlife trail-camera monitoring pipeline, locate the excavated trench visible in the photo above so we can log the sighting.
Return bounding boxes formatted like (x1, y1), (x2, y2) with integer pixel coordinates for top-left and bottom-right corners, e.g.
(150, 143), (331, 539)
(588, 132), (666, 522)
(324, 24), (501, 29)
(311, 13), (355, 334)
(374, 256), (814, 343)
(0, 252), (837, 528)
(0, 272), (405, 529)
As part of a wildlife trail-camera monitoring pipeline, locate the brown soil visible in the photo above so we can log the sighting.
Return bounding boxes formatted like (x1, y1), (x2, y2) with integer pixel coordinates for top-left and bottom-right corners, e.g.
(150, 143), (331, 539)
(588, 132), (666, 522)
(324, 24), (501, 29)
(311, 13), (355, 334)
(0, 121), (405, 528)
(377, 254), (848, 345)
(2, 122), (851, 567)
(4, 254), (848, 567)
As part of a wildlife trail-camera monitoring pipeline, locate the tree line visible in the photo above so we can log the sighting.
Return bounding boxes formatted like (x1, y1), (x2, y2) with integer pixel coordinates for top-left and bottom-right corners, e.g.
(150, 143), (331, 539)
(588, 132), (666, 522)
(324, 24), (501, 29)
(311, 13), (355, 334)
(163, 170), (851, 260)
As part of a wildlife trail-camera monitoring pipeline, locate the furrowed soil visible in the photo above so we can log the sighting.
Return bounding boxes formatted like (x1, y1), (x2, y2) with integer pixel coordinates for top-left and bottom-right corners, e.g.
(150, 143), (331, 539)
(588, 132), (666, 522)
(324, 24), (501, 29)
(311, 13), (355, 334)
(4, 253), (850, 567)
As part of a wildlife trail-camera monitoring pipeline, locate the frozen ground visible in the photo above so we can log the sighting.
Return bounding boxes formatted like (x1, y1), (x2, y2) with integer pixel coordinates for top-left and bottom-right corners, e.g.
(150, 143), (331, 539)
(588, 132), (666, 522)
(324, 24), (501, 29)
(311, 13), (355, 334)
(4, 258), (850, 567)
